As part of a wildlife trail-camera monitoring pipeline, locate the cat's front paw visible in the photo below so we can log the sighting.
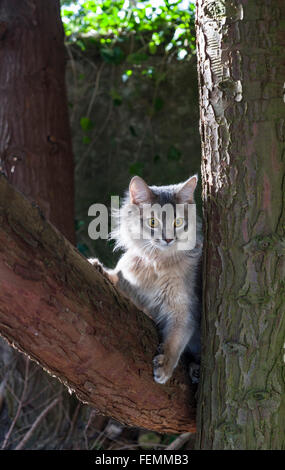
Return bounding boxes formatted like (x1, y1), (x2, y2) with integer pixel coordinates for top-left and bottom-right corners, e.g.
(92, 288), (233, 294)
(89, 258), (118, 285)
(88, 257), (104, 274)
(153, 354), (173, 384)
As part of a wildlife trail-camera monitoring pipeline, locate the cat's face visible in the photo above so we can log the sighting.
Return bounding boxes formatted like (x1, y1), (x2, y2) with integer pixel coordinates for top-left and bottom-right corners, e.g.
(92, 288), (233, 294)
(116, 176), (198, 257)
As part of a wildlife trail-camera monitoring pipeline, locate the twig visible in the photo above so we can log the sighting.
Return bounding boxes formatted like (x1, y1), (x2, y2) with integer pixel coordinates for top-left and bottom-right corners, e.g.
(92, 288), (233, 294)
(64, 402), (81, 445)
(75, 96), (113, 175)
(90, 428), (106, 450)
(15, 397), (60, 450)
(75, 63), (115, 175)
(83, 409), (97, 450)
(23, 391), (62, 417)
(0, 373), (9, 413)
(1, 357), (30, 449)
(165, 432), (194, 450)
(86, 62), (105, 118)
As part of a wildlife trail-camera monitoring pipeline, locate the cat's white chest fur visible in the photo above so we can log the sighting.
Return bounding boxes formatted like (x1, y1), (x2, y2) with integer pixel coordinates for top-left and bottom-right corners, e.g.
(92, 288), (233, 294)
(116, 252), (158, 289)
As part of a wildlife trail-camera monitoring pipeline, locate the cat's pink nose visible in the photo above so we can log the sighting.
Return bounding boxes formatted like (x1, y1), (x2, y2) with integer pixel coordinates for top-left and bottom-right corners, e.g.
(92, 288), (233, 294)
(165, 239), (173, 244)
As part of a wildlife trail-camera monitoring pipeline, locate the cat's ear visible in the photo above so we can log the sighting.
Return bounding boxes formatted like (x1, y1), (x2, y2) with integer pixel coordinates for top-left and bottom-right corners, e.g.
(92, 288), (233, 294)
(177, 175), (198, 203)
(129, 176), (153, 204)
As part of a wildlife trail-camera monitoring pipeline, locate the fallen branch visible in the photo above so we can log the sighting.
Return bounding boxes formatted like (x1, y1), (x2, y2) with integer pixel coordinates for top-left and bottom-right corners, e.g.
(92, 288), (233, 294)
(0, 174), (196, 433)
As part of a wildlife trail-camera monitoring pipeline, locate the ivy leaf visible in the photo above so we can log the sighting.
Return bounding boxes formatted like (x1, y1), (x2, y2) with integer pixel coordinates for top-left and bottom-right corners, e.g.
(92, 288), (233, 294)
(80, 117), (94, 131)
(148, 41), (157, 54)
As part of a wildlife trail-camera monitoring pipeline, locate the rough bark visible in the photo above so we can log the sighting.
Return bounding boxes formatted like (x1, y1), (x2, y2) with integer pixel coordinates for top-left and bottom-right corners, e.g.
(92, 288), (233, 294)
(195, 0), (285, 449)
(0, 0), (75, 244)
(0, 174), (196, 434)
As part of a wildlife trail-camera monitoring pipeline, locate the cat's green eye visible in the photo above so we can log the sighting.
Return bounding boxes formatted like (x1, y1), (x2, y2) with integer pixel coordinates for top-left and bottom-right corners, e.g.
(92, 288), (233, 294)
(174, 217), (184, 228)
(148, 217), (159, 228)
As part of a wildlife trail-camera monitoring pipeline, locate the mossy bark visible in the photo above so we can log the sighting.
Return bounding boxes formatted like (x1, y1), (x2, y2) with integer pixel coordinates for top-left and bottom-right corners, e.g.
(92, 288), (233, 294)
(195, 0), (285, 449)
(0, 175), (196, 434)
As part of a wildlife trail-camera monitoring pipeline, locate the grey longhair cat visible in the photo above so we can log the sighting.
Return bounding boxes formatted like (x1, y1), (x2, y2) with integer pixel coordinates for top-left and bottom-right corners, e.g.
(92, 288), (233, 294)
(90, 175), (202, 384)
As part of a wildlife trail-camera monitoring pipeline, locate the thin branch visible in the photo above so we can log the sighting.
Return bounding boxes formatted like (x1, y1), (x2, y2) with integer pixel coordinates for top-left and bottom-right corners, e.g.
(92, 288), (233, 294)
(64, 402), (81, 445)
(15, 397), (61, 450)
(1, 358), (30, 450)
(166, 432), (194, 450)
(0, 372), (9, 414)
(83, 409), (97, 450)
(86, 61), (105, 118)
(75, 97), (113, 175)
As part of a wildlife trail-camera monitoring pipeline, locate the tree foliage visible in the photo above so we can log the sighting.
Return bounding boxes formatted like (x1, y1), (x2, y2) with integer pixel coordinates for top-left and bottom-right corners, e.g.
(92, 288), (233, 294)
(60, 0), (196, 60)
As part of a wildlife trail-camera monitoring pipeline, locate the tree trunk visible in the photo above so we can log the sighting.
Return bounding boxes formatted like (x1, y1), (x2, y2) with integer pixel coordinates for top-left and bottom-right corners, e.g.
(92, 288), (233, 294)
(0, 0), (75, 244)
(0, 174), (196, 434)
(195, 0), (285, 449)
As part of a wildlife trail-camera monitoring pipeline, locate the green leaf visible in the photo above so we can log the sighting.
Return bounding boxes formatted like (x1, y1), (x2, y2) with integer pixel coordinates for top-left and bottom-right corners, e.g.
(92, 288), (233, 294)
(80, 117), (94, 131)
(142, 67), (154, 77)
(61, 0), (196, 55)
(152, 32), (161, 45)
(148, 41), (157, 54)
(82, 135), (91, 144)
(77, 39), (86, 51)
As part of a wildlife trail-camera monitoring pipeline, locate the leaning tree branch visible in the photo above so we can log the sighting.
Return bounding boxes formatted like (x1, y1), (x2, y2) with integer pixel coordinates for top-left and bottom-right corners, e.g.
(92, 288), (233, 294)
(0, 174), (196, 433)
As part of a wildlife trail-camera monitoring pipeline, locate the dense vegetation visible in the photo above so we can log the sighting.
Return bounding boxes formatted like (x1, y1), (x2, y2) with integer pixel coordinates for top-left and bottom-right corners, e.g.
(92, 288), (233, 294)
(61, 0), (196, 59)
